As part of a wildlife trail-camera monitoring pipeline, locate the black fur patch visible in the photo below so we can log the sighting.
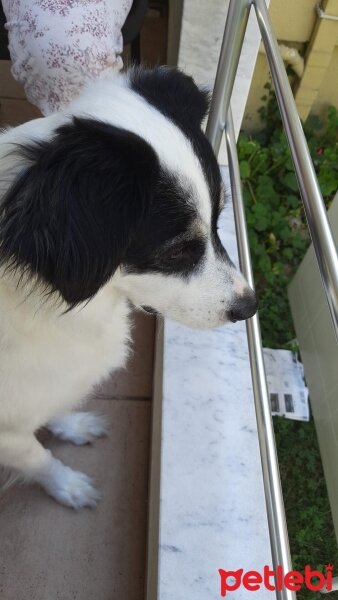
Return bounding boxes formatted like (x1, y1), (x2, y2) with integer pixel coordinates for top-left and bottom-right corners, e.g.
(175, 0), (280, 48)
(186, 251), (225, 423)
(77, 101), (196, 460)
(125, 172), (206, 277)
(130, 65), (210, 131)
(0, 117), (159, 306)
(130, 66), (223, 228)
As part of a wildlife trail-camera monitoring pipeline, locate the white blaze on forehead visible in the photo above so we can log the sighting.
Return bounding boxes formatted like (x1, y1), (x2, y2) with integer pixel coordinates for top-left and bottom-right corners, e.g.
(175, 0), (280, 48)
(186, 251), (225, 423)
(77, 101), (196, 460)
(67, 75), (212, 224)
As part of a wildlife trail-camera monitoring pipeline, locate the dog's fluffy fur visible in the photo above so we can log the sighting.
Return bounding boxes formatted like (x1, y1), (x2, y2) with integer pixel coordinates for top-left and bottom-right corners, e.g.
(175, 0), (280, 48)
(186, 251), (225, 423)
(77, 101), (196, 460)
(0, 67), (257, 508)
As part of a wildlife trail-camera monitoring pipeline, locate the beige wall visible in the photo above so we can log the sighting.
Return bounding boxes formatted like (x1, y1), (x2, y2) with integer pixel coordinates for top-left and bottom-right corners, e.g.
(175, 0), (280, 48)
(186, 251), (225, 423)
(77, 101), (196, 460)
(243, 49), (271, 131)
(243, 0), (338, 131)
(313, 44), (338, 115)
(268, 0), (318, 42)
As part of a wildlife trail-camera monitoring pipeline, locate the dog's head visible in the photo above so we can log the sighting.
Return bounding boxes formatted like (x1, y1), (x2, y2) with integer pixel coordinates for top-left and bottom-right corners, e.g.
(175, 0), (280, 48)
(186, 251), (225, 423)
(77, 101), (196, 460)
(0, 66), (257, 328)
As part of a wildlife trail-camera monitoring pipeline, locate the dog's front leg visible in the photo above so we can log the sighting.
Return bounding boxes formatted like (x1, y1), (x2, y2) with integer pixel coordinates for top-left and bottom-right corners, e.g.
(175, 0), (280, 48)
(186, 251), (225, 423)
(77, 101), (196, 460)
(0, 432), (100, 508)
(48, 411), (109, 445)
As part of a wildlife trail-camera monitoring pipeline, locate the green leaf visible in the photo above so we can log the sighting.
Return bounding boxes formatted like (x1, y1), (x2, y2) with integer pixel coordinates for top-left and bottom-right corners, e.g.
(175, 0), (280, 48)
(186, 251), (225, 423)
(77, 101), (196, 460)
(285, 157), (294, 171)
(239, 160), (251, 179)
(256, 175), (277, 201)
(284, 172), (299, 191)
(286, 194), (299, 208)
(242, 187), (252, 207)
(282, 248), (293, 259)
(305, 114), (322, 132)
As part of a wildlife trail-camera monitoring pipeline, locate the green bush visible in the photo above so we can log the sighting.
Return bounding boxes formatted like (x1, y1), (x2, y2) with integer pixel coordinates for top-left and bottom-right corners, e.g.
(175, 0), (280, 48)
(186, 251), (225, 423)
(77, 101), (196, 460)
(238, 86), (338, 598)
(238, 84), (338, 349)
(274, 417), (338, 600)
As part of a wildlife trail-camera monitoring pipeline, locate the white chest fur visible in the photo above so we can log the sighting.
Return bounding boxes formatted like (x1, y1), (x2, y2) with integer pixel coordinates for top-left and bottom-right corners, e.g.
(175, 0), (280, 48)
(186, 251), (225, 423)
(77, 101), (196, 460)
(0, 281), (130, 432)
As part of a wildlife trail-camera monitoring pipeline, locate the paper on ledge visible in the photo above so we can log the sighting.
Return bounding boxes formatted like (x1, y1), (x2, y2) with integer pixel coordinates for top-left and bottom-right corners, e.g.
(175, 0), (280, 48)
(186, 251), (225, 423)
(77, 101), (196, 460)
(263, 348), (309, 422)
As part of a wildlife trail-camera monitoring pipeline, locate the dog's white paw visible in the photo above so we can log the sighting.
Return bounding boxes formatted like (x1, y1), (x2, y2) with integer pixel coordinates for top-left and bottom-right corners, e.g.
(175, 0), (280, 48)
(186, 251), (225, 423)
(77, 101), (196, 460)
(41, 462), (100, 509)
(48, 412), (109, 445)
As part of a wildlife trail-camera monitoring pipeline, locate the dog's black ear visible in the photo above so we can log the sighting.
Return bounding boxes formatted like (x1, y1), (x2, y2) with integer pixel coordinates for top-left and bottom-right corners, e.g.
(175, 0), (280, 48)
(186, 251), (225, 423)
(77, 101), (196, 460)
(0, 118), (159, 306)
(130, 66), (210, 132)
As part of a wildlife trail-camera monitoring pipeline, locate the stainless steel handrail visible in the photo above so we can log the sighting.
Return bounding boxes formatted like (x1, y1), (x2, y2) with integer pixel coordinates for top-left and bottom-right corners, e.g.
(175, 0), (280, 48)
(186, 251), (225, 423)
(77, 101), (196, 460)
(207, 0), (338, 340)
(205, 0), (251, 155)
(226, 110), (295, 600)
(207, 0), (338, 597)
(206, 0), (254, 158)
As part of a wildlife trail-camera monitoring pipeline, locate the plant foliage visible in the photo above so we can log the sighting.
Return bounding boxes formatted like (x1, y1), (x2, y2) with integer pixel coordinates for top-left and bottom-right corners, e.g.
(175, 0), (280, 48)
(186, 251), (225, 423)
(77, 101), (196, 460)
(238, 83), (338, 349)
(238, 85), (338, 598)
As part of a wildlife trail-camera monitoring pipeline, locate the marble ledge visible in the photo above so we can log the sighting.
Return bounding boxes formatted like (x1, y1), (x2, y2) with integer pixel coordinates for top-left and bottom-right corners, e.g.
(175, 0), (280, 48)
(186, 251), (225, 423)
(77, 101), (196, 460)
(151, 169), (274, 600)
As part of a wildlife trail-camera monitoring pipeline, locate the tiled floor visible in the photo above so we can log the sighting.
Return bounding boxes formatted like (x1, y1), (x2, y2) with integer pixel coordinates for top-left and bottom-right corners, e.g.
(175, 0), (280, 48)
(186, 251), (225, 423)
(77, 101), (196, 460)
(0, 398), (151, 600)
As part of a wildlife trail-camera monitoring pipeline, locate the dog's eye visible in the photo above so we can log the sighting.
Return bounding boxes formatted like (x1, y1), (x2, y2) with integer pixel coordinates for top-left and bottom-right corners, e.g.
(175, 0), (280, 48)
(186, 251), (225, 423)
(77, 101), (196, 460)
(168, 247), (187, 260)
(165, 245), (193, 262)
(159, 238), (205, 271)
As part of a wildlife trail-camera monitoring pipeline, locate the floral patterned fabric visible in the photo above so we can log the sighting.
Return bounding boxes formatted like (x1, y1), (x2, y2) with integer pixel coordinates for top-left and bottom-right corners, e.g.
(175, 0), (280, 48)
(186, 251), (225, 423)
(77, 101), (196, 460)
(2, 0), (133, 114)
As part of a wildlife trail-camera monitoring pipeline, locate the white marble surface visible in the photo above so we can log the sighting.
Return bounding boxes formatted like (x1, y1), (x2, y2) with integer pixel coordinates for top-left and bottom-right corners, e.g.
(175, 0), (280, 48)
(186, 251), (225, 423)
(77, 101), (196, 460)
(151, 8), (274, 596)
(178, 0), (269, 164)
(156, 169), (273, 599)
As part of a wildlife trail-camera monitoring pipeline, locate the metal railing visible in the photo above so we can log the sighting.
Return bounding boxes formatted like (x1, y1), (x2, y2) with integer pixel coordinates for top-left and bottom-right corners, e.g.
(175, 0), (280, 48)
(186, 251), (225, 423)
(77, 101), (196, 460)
(206, 1), (338, 599)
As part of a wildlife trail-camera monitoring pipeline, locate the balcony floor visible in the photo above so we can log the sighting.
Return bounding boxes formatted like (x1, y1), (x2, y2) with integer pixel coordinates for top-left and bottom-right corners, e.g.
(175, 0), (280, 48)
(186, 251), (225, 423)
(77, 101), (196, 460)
(0, 398), (151, 600)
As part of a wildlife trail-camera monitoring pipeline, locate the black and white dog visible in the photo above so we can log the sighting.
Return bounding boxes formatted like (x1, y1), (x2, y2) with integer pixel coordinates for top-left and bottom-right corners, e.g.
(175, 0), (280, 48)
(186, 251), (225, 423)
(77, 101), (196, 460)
(0, 67), (257, 508)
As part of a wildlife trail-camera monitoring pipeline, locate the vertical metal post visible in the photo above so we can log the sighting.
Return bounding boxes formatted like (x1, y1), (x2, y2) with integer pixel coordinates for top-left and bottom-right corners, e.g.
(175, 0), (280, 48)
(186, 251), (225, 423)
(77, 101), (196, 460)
(226, 111), (296, 600)
(255, 0), (338, 340)
(206, 1), (296, 597)
(206, 0), (252, 155)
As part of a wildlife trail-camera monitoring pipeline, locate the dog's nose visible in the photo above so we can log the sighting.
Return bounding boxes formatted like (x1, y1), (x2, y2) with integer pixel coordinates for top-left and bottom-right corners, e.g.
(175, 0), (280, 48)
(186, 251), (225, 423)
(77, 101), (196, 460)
(228, 290), (258, 322)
